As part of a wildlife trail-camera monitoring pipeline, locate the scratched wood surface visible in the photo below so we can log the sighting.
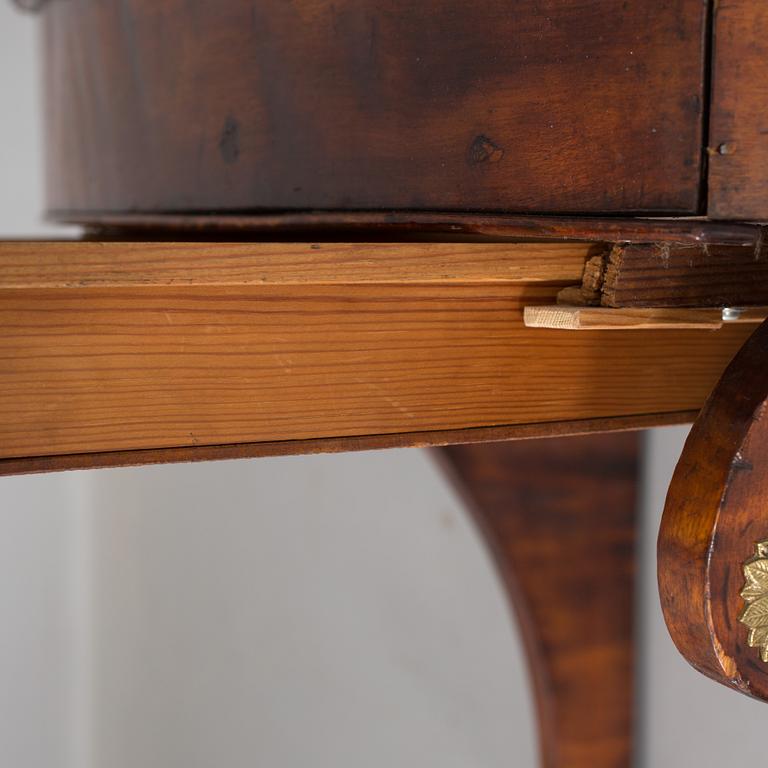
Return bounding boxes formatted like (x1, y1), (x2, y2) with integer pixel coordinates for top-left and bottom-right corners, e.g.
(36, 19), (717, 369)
(601, 242), (768, 308)
(43, 0), (707, 216)
(0, 241), (754, 465)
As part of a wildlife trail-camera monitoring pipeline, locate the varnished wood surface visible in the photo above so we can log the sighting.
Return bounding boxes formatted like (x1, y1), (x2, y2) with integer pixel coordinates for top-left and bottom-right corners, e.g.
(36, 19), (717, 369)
(708, 1), (768, 219)
(659, 319), (768, 700)
(440, 434), (639, 767)
(0, 240), (754, 464)
(67, 213), (762, 247)
(43, 0), (707, 216)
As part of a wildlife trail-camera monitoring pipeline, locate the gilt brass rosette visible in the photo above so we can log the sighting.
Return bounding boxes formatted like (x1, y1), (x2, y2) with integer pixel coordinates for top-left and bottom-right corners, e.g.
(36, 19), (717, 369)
(739, 541), (768, 662)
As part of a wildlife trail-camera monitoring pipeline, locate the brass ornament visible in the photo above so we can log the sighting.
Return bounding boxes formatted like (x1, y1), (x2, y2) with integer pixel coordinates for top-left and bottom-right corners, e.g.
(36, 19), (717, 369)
(739, 541), (768, 662)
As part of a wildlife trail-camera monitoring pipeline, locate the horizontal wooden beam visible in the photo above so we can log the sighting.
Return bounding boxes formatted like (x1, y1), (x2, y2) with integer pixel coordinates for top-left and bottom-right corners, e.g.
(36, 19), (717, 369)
(0, 241), (755, 471)
(559, 242), (768, 308)
(0, 240), (591, 286)
(0, 411), (698, 477)
(602, 243), (768, 308)
(62, 211), (763, 246)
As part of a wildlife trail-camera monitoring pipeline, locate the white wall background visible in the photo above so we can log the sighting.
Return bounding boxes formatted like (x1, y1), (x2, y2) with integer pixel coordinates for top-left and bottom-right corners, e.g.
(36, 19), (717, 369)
(1, 7), (766, 767)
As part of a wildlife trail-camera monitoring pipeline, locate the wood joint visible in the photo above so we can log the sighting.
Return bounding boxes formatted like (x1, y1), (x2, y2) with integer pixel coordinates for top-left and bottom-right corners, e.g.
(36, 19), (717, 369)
(555, 238), (768, 310)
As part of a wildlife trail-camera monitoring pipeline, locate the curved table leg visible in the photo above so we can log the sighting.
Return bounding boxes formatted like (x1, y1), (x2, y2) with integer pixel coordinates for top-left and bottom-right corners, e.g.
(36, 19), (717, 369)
(438, 433), (639, 768)
(658, 318), (768, 701)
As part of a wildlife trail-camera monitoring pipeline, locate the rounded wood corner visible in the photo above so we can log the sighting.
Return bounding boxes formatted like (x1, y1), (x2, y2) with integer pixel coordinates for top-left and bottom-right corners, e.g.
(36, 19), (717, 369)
(658, 318), (768, 700)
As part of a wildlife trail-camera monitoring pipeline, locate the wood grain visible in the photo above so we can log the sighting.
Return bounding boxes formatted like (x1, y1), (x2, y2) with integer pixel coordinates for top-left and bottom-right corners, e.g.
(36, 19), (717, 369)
(440, 433), (639, 767)
(43, 0), (707, 216)
(524, 306), (733, 331)
(659, 319), (768, 700)
(0, 411), (697, 477)
(708, 1), (768, 219)
(0, 241), (591, 286)
(68, 213), (762, 247)
(0, 241), (754, 463)
(602, 242), (768, 308)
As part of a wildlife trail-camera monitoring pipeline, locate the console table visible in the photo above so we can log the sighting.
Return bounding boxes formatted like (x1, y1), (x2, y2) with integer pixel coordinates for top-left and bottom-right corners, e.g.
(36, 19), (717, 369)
(6, 1), (768, 765)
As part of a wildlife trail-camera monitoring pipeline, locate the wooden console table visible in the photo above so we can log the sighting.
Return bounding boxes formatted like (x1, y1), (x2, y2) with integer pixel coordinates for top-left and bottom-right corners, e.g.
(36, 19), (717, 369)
(6, 0), (768, 764)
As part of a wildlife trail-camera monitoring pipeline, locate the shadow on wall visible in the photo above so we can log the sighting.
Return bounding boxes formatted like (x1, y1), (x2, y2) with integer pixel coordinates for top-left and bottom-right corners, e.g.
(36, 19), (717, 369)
(82, 449), (534, 768)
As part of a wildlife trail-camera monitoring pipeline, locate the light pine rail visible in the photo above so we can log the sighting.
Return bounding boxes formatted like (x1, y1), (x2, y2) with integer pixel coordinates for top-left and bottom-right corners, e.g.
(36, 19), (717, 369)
(0, 241), (754, 472)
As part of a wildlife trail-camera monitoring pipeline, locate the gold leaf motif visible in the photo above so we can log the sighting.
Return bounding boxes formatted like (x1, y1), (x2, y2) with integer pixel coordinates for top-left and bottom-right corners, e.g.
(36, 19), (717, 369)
(748, 626), (768, 648)
(740, 596), (768, 628)
(739, 540), (768, 662)
(742, 560), (768, 603)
